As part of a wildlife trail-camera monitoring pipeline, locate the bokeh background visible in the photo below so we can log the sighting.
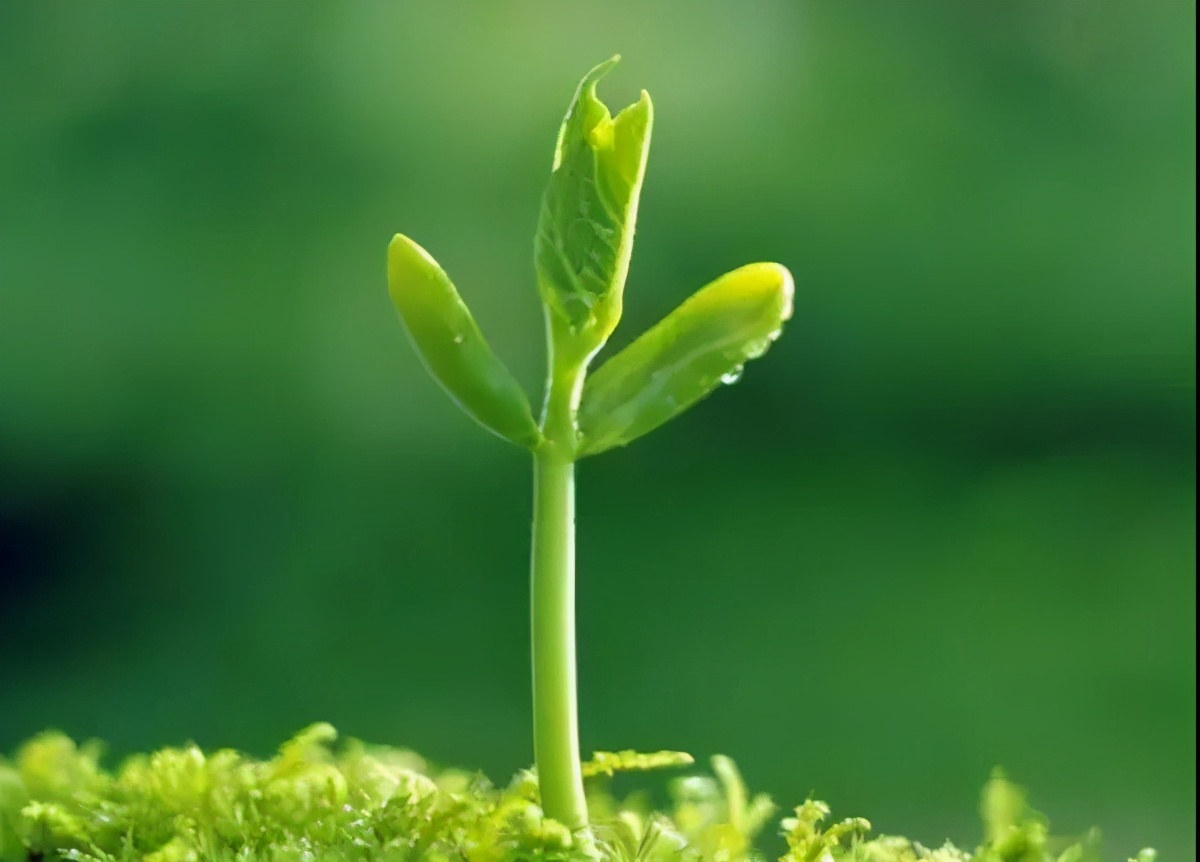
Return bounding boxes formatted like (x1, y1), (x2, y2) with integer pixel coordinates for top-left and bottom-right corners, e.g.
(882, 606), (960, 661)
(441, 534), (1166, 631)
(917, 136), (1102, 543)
(0, 1), (1194, 858)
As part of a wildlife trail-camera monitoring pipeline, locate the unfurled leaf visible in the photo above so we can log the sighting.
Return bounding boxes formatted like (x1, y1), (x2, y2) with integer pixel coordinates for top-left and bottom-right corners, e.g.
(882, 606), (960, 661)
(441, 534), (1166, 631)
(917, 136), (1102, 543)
(534, 56), (653, 355)
(388, 234), (541, 449)
(577, 263), (794, 457)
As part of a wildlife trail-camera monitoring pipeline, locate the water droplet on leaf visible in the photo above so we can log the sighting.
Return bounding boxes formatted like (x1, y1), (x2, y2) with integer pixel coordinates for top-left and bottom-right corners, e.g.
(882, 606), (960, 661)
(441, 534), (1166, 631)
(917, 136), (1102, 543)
(744, 337), (771, 360)
(721, 366), (744, 385)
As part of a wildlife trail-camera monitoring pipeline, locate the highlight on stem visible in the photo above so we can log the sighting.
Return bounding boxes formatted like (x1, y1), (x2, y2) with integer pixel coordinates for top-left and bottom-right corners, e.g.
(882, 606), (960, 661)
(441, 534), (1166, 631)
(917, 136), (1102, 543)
(386, 56), (793, 831)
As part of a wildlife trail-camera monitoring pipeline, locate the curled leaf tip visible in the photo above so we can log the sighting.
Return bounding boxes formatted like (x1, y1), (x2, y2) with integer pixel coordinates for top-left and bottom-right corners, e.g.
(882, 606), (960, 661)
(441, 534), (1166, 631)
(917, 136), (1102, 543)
(585, 55), (621, 83)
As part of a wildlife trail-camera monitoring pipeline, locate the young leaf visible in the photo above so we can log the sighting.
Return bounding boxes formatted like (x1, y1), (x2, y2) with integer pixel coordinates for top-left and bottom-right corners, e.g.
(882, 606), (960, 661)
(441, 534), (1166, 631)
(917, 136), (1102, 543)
(388, 234), (541, 449)
(577, 263), (794, 457)
(534, 56), (653, 355)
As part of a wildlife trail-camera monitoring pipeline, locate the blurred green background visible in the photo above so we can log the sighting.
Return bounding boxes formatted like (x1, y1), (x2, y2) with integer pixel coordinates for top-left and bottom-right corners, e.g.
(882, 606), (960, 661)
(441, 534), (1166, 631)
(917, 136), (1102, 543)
(0, 1), (1194, 858)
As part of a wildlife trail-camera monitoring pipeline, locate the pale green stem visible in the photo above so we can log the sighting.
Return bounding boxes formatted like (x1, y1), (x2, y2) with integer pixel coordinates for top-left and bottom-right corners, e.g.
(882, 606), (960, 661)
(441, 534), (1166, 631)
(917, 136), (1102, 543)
(530, 338), (589, 829)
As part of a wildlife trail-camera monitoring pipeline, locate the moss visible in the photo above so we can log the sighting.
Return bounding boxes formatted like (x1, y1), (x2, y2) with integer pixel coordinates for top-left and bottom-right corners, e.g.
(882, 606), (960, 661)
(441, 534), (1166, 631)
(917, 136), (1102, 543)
(0, 724), (1153, 862)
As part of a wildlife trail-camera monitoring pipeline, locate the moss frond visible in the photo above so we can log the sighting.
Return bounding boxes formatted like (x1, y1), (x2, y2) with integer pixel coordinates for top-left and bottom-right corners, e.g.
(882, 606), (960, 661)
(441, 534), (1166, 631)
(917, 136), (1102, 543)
(0, 726), (1152, 862)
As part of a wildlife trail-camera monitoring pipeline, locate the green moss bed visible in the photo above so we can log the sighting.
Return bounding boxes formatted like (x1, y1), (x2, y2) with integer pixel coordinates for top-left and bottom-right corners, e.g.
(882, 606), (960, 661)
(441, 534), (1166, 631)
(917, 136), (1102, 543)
(0, 723), (1155, 862)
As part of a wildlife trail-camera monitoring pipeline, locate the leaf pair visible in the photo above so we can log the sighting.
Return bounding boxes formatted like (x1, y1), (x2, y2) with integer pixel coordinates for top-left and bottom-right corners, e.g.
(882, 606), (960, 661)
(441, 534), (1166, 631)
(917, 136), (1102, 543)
(387, 57), (793, 458)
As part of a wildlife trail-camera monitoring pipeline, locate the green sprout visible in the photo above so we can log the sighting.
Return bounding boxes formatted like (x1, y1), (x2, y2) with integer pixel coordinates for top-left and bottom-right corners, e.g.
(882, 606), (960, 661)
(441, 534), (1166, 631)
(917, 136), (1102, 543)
(387, 56), (793, 831)
(0, 55), (1164, 862)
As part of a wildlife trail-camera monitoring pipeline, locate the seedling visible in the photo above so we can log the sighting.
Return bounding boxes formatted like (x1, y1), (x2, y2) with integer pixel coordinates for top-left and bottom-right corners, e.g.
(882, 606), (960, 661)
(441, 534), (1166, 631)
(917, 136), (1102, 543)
(0, 57), (1161, 862)
(387, 56), (793, 830)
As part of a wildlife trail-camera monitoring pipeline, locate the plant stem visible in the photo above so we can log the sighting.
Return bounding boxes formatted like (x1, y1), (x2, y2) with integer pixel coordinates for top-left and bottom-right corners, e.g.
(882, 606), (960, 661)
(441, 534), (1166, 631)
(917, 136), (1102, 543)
(530, 345), (588, 829)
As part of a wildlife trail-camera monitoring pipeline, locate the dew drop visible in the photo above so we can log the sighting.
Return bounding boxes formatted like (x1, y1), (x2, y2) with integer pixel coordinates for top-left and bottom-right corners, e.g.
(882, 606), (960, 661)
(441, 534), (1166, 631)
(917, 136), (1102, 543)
(744, 337), (771, 360)
(721, 366), (744, 385)
(452, 334), (464, 344)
